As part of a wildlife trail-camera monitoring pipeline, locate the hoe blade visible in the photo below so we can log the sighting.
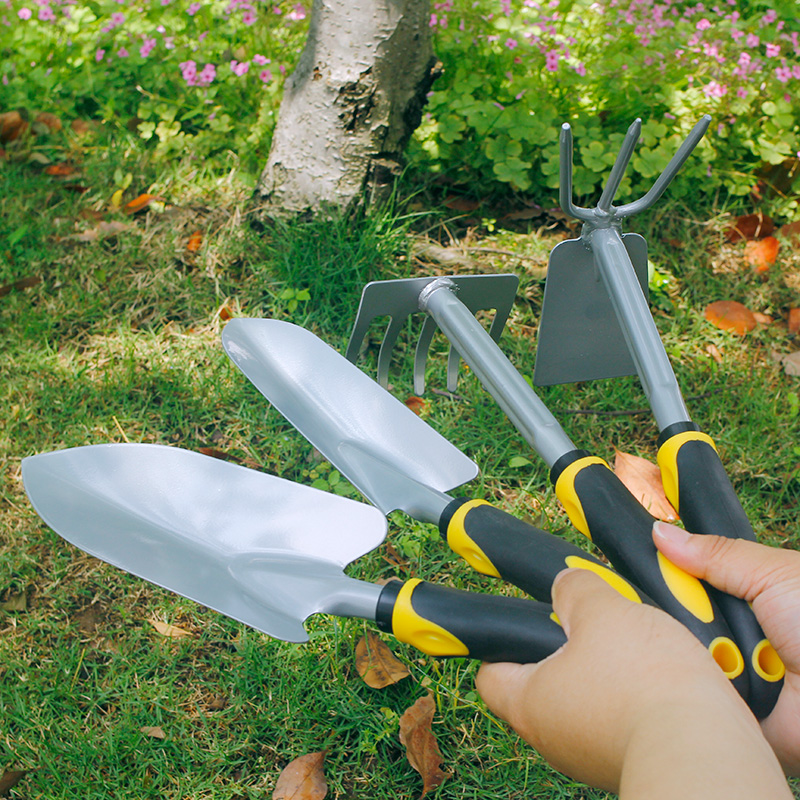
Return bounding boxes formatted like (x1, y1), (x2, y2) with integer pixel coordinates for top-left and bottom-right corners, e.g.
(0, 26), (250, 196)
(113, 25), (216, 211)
(533, 234), (649, 386)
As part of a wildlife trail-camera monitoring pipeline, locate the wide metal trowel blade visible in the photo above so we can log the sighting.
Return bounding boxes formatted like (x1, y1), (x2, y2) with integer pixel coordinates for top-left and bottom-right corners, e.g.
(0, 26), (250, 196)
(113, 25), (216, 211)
(221, 319), (478, 517)
(22, 444), (386, 642)
(533, 234), (648, 386)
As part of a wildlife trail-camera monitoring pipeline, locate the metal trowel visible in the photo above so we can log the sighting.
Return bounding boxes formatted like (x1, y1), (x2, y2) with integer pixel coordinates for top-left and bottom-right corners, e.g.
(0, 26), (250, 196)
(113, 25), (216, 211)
(22, 443), (566, 662)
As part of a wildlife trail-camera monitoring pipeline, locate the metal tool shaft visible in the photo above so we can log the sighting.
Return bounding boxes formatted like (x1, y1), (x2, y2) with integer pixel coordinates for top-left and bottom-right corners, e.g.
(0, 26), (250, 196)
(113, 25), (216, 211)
(420, 279), (575, 468)
(590, 228), (690, 429)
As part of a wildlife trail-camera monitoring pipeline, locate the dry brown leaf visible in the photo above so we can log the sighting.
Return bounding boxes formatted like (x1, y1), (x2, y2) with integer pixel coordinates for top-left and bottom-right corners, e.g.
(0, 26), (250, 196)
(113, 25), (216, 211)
(0, 769), (28, 796)
(140, 726), (166, 739)
(70, 119), (92, 136)
(148, 619), (193, 639)
(788, 308), (800, 336)
(355, 631), (410, 688)
(44, 162), (75, 177)
(705, 343), (723, 364)
(443, 195), (481, 212)
(124, 193), (162, 214)
(186, 230), (203, 252)
(613, 449), (678, 522)
(782, 351), (800, 377)
(398, 694), (450, 798)
(0, 111), (28, 143)
(272, 751), (328, 800)
(404, 396), (429, 416)
(725, 211), (774, 242)
(34, 111), (62, 132)
(0, 276), (42, 298)
(704, 300), (757, 335)
(780, 220), (800, 241)
(744, 236), (780, 272)
(0, 590), (27, 612)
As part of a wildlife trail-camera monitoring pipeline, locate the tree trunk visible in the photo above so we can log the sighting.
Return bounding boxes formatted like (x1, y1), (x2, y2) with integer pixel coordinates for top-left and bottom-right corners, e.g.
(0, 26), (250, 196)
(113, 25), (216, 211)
(253, 0), (439, 218)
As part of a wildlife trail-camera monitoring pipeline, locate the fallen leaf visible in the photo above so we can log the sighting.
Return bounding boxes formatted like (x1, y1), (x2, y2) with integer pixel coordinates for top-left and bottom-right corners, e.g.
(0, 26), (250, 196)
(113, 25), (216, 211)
(789, 308), (800, 336)
(704, 300), (757, 335)
(0, 769), (27, 796)
(500, 205), (543, 221)
(779, 220), (800, 241)
(725, 211), (774, 242)
(124, 193), (162, 214)
(744, 236), (780, 272)
(148, 619), (193, 639)
(44, 163), (76, 177)
(75, 603), (103, 634)
(0, 111), (28, 143)
(273, 751), (327, 800)
(0, 275), (42, 298)
(34, 111), (62, 132)
(206, 694), (228, 711)
(404, 396), (429, 415)
(355, 631), (410, 688)
(412, 241), (473, 268)
(705, 343), (723, 364)
(613, 449), (678, 522)
(0, 590), (27, 612)
(398, 694), (450, 798)
(70, 221), (132, 242)
(443, 195), (481, 212)
(753, 311), (773, 325)
(71, 119), (92, 136)
(186, 230), (203, 252)
(110, 189), (123, 209)
(140, 726), (166, 739)
(782, 351), (800, 377)
(217, 301), (234, 321)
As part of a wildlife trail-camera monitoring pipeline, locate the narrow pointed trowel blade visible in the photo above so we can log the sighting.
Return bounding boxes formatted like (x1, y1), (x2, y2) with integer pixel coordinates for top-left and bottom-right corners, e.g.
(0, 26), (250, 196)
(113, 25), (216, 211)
(221, 319), (478, 519)
(533, 234), (648, 386)
(22, 444), (387, 642)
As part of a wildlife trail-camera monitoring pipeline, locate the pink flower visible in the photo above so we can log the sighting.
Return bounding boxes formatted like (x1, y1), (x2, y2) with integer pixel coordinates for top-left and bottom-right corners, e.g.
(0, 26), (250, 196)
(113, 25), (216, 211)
(259, 68), (273, 83)
(775, 66), (791, 83)
(37, 5), (54, 19)
(574, 62), (586, 76)
(286, 2), (305, 20)
(765, 43), (779, 57)
(703, 80), (727, 97)
(241, 9), (256, 24)
(180, 59), (197, 85)
(232, 60), (249, 76)
(253, 54), (269, 65)
(745, 33), (759, 48)
(197, 63), (216, 84)
(505, 38), (518, 49)
(95, 49), (105, 61)
(117, 47), (129, 57)
(187, 2), (201, 13)
(17, 7), (31, 18)
(696, 17), (711, 30)
(793, 65), (800, 79)
(140, 37), (156, 57)
(736, 86), (747, 98)
(761, 9), (777, 25)
(545, 49), (559, 70)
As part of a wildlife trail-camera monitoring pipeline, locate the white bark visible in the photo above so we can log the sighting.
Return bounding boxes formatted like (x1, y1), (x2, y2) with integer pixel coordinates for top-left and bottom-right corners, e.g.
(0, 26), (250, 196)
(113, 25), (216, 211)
(254, 0), (438, 217)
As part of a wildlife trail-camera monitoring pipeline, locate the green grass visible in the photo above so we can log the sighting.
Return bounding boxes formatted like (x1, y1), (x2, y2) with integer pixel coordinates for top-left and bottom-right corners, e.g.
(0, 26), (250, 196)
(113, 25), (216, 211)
(2, 128), (800, 799)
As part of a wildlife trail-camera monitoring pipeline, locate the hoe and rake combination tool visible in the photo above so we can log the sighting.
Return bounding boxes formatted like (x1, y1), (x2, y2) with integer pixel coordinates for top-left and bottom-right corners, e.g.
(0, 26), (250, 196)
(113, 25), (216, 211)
(345, 118), (784, 718)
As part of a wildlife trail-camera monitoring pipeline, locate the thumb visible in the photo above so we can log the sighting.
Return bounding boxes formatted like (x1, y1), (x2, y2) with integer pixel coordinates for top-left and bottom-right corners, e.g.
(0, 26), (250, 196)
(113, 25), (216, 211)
(652, 521), (797, 603)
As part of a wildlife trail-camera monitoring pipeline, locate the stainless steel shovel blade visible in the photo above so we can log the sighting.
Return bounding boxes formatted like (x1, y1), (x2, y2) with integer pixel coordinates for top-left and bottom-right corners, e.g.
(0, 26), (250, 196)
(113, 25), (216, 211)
(22, 443), (387, 643)
(533, 234), (649, 386)
(222, 318), (478, 520)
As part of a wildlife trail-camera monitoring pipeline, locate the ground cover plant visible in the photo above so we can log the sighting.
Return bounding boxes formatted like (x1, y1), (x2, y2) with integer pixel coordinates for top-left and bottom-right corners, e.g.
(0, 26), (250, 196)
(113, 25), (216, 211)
(2, 2), (800, 798)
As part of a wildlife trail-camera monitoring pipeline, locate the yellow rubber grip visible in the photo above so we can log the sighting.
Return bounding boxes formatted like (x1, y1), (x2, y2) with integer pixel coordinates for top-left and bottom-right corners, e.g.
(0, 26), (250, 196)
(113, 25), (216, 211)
(656, 551), (714, 623)
(709, 636), (745, 680)
(391, 579), (470, 657)
(554, 456), (610, 539)
(445, 499), (502, 579)
(657, 430), (717, 510)
(752, 639), (786, 683)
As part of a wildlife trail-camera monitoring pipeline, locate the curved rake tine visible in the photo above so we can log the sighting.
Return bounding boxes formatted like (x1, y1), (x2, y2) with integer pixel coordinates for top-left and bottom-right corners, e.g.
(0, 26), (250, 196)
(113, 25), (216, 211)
(446, 345), (461, 393)
(413, 316), (438, 395)
(559, 124), (594, 222)
(377, 316), (405, 389)
(617, 115), (711, 218)
(344, 312), (372, 364)
(597, 118), (641, 213)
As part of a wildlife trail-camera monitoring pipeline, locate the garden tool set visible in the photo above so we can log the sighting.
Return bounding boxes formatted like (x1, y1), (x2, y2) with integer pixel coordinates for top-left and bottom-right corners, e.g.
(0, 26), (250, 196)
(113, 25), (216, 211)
(22, 117), (784, 720)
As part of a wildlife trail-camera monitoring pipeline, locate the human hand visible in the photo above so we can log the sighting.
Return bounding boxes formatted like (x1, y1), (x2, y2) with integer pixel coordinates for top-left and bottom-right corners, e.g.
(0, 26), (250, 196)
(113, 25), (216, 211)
(653, 521), (800, 776)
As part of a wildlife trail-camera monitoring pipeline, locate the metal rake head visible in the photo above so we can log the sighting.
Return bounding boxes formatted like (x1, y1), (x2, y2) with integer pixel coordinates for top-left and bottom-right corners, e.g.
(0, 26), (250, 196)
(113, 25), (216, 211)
(344, 274), (519, 395)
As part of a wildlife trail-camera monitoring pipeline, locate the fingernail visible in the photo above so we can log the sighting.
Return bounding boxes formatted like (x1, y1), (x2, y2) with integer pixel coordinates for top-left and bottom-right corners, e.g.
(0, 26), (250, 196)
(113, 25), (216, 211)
(652, 520), (691, 544)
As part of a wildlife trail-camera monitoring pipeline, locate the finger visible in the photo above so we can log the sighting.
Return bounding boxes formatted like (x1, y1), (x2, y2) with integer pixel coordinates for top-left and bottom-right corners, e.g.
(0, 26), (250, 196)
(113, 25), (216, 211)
(475, 662), (540, 723)
(653, 521), (800, 603)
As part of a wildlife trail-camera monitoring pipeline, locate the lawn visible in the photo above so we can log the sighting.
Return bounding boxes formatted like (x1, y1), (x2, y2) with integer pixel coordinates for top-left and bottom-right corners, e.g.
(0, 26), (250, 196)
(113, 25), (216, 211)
(2, 77), (800, 800)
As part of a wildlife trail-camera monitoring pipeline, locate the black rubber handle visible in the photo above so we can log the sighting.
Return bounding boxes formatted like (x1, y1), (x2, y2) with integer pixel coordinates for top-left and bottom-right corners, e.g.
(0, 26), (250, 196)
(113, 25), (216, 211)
(551, 451), (751, 704)
(375, 579), (567, 663)
(657, 430), (784, 718)
(439, 497), (651, 606)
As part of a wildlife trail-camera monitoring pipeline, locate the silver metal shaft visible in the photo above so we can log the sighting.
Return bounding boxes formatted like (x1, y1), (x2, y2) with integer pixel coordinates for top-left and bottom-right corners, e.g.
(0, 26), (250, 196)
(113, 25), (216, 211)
(420, 279), (576, 468)
(590, 227), (690, 428)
